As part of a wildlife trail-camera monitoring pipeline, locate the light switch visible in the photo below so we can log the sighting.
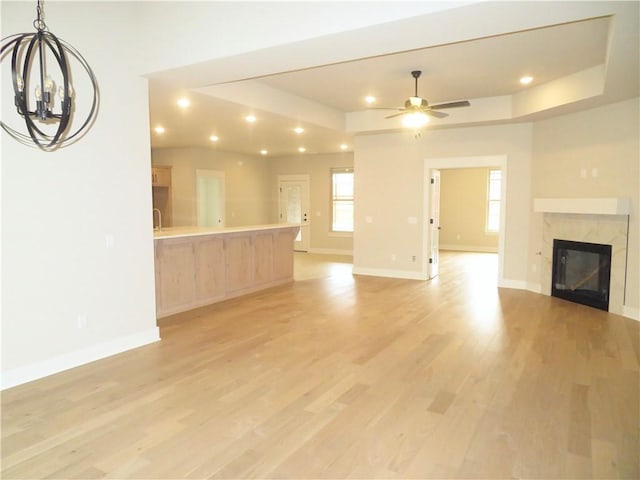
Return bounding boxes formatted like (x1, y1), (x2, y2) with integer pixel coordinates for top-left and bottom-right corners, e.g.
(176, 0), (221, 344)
(365, 216), (373, 223)
(408, 216), (417, 224)
(591, 168), (599, 177)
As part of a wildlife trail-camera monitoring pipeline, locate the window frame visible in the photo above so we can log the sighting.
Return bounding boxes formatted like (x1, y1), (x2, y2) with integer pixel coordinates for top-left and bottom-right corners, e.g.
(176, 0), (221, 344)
(330, 167), (354, 234)
(486, 168), (501, 233)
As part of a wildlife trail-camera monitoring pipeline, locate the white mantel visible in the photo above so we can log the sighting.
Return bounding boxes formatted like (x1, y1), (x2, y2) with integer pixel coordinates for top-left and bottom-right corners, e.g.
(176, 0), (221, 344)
(533, 197), (630, 215)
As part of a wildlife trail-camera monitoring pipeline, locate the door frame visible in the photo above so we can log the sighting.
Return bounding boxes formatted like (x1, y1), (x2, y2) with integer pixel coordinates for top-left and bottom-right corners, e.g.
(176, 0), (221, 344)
(277, 174), (310, 252)
(196, 169), (225, 227)
(424, 155), (507, 285)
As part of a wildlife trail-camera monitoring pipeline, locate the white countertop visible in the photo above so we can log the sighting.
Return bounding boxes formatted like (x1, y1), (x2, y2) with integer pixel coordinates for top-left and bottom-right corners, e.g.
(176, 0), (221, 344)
(153, 223), (300, 240)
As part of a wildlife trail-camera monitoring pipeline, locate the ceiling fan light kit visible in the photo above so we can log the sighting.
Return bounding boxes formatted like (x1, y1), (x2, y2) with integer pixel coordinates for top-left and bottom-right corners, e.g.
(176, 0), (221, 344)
(383, 70), (470, 128)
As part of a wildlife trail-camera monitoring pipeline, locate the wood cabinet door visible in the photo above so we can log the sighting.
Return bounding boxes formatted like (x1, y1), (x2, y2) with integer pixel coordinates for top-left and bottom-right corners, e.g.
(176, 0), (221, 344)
(155, 239), (196, 314)
(194, 237), (226, 302)
(273, 229), (296, 280)
(253, 233), (274, 285)
(152, 167), (172, 187)
(226, 236), (253, 292)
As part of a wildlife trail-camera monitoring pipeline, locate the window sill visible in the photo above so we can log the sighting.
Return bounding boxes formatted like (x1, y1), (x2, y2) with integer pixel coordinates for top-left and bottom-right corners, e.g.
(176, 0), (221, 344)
(329, 231), (353, 238)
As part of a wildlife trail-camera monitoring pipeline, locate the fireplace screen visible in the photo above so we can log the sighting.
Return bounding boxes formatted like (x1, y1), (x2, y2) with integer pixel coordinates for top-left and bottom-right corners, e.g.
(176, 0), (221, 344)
(551, 239), (612, 311)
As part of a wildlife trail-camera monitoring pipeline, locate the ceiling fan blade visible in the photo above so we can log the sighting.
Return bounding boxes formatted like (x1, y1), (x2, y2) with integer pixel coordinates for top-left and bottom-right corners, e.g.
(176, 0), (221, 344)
(429, 100), (471, 110)
(425, 109), (448, 119)
(384, 111), (409, 119)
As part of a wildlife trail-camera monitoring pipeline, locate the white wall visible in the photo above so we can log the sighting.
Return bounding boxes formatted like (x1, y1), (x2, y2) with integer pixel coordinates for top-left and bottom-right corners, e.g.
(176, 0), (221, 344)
(1, 2), (159, 388)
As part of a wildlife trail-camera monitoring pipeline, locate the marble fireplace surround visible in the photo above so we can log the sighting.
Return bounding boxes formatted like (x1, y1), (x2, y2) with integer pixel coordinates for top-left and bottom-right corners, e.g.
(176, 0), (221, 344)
(534, 198), (630, 315)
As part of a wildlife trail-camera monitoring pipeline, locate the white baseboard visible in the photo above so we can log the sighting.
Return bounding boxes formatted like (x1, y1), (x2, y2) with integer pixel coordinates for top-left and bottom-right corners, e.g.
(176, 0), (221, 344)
(1, 327), (161, 390)
(526, 282), (542, 294)
(623, 305), (640, 321)
(498, 278), (528, 289)
(440, 244), (498, 253)
(307, 248), (353, 256)
(352, 266), (428, 281)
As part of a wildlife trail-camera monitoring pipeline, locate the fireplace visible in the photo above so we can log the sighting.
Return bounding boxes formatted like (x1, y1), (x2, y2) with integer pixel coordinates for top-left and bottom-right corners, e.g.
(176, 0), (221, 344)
(551, 239), (612, 311)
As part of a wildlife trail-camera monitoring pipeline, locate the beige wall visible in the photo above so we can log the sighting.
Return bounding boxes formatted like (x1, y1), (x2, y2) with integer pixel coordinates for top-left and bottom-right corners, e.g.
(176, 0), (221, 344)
(529, 98), (639, 312)
(354, 124), (532, 283)
(152, 147), (271, 228)
(269, 152), (354, 254)
(439, 168), (499, 252)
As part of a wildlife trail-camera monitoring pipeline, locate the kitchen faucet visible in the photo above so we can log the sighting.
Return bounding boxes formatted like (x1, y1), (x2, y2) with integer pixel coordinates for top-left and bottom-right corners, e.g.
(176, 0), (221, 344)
(153, 208), (162, 230)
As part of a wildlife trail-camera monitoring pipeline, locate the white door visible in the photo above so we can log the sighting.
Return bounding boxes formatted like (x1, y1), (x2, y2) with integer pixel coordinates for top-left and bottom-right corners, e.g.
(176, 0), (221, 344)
(278, 175), (310, 252)
(196, 169), (225, 227)
(428, 170), (441, 279)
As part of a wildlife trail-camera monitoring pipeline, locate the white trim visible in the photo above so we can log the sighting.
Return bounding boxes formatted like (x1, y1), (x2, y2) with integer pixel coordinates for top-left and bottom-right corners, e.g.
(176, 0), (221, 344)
(623, 305), (640, 321)
(440, 244), (498, 253)
(533, 197), (631, 215)
(424, 155), (508, 286)
(498, 278), (528, 289)
(1, 328), (161, 390)
(526, 282), (542, 294)
(308, 247), (353, 256)
(353, 266), (428, 280)
(327, 231), (353, 238)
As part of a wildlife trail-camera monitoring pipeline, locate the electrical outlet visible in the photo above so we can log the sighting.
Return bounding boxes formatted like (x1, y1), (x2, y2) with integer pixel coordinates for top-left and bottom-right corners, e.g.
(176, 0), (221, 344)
(391, 253), (397, 261)
(77, 314), (87, 329)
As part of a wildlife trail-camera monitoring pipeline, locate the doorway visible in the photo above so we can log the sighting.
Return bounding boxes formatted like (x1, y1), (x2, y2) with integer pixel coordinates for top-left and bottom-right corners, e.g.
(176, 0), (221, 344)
(425, 156), (507, 285)
(196, 169), (225, 227)
(278, 175), (310, 251)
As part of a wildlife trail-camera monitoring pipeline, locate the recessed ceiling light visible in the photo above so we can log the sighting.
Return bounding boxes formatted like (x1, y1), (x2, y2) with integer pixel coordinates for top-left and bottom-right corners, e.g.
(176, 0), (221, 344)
(209, 135), (219, 142)
(365, 96), (376, 104)
(260, 149), (268, 155)
(245, 115), (257, 123)
(293, 127), (304, 134)
(340, 144), (348, 150)
(520, 76), (534, 85)
(177, 97), (190, 108)
(154, 126), (165, 134)
(298, 147), (306, 153)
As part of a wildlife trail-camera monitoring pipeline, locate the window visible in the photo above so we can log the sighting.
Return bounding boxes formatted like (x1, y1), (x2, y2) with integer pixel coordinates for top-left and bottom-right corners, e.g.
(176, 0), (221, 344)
(331, 168), (354, 232)
(486, 169), (501, 232)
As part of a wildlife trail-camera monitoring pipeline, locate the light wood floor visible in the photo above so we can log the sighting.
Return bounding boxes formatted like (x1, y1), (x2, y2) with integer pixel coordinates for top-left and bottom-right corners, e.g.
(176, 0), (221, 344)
(2, 252), (638, 479)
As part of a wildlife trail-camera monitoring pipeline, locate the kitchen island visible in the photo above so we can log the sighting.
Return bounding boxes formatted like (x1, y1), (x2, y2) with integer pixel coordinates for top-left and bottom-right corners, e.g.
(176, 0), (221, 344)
(154, 224), (299, 318)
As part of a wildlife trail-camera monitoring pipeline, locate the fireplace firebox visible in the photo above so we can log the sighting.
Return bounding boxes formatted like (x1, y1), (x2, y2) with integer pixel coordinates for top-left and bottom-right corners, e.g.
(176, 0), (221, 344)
(551, 239), (612, 311)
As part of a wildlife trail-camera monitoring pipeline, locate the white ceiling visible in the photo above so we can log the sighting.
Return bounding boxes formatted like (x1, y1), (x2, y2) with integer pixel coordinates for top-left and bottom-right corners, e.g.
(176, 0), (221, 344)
(148, 1), (639, 157)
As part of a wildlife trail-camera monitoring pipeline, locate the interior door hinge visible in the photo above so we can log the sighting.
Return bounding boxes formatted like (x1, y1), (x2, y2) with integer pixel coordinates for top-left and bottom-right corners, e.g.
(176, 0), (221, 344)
(430, 218), (434, 224)
(429, 258), (433, 264)
(431, 178), (435, 184)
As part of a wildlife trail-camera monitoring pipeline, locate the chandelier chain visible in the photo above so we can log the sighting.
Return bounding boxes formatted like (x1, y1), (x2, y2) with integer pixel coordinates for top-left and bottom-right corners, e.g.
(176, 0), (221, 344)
(33, 0), (47, 32)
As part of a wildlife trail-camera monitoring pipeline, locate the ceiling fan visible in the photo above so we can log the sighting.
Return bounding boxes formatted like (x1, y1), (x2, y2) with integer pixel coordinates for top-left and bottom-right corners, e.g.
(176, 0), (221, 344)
(382, 70), (470, 124)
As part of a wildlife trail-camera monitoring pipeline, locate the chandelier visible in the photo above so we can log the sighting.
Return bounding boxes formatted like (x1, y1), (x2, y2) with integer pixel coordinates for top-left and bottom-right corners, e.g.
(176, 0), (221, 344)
(1, 0), (99, 151)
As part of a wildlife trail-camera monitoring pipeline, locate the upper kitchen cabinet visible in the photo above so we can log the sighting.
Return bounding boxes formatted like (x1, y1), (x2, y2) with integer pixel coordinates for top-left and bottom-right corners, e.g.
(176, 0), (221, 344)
(152, 166), (172, 228)
(152, 166), (172, 187)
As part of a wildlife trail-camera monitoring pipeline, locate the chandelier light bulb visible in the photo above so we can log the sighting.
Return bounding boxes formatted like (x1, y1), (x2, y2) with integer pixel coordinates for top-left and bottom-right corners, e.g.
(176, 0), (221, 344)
(1, 0), (99, 150)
